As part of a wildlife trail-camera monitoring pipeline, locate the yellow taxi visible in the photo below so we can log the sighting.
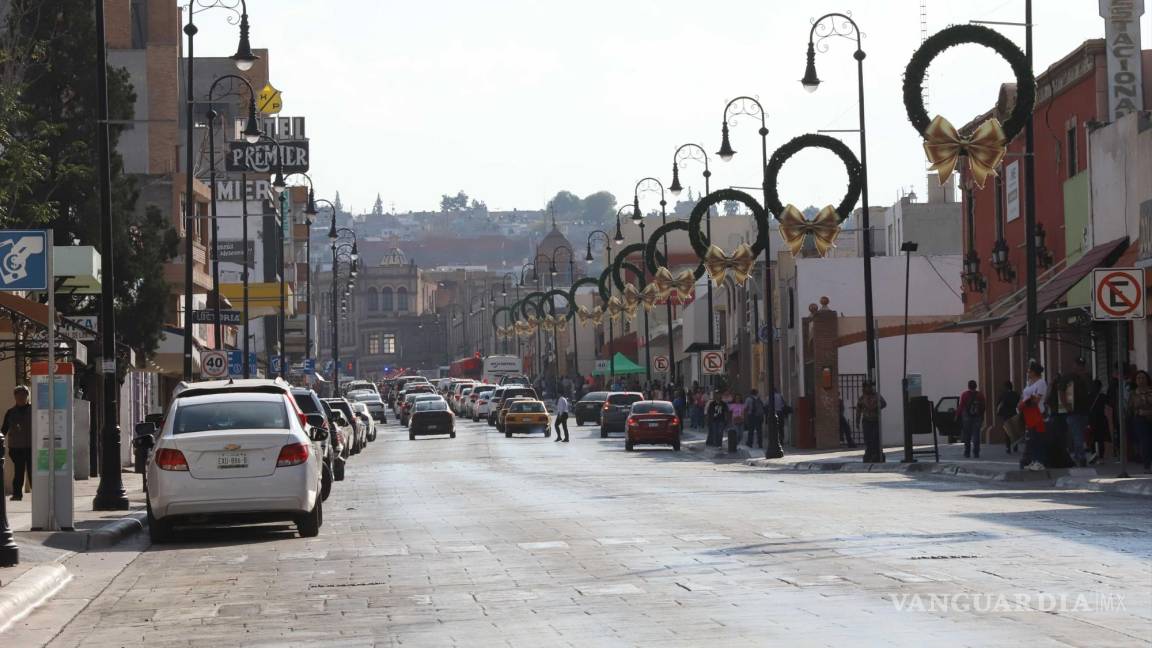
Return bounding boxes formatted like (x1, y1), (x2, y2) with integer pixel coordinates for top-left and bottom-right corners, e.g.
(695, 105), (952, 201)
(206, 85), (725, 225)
(501, 399), (550, 438)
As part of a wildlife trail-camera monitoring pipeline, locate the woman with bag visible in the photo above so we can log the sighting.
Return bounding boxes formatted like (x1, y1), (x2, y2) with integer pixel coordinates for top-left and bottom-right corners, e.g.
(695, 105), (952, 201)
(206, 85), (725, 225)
(1018, 362), (1048, 471)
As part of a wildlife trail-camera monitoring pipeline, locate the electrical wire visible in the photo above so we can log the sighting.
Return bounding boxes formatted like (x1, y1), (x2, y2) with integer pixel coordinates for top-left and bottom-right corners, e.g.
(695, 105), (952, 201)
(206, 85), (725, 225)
(923, 254), (963, 300)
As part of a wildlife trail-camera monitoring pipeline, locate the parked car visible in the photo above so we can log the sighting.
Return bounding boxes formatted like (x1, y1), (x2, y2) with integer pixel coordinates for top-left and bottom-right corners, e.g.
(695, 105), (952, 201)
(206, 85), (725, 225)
(497, 396), (535, 433)
(290, 387), (338, 495)
(409, 399), (456, 439)
(624, 400), (681, 451)
(503, 399), (550, 438)
(321, 401), (354, 479)
(343, 380), (379, 397)
(450, 381), (476, 411)
(469, 385), (496, 421)
(488, 386), (538, 426)
(499, 374), (531, 386)
(574, 391), (610, 426)
(455, 386), (475, 416)
(143, 389), (325, 542)
(600, 392), (645, 437)
(360, 397), (388, 427)
(351, 401), (375, 443)
(324, 398), (366, 455)
(395, 384), (434, 412)
(402, 393), (445, 427)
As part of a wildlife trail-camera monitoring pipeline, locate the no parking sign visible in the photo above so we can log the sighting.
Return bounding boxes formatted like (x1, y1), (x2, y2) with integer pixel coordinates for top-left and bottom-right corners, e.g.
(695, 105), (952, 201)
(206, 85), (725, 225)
(1093, 268), (1146, 320)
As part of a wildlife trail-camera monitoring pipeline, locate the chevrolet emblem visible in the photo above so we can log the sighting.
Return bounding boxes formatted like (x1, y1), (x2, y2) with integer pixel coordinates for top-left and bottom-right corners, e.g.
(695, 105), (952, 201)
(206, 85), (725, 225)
(223, 443), (242, 451)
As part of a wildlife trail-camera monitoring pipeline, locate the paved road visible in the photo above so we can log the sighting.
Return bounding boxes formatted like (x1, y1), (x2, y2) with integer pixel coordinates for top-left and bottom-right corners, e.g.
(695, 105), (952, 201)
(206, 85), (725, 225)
(10, 416), (1151, 647)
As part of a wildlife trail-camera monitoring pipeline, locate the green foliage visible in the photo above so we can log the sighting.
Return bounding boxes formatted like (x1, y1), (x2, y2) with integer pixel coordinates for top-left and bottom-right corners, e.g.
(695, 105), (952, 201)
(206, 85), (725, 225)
(581, 191), (616, 224)
(440, 190), (470, 212)
(546, 191), (581, 218)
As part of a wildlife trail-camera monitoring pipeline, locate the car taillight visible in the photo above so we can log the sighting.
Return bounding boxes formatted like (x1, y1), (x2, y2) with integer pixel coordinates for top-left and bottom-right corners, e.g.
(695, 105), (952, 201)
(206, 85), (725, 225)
(626, 416), (636, 427)
(670, 417), (680, 427)
(156, 448), (188, 471)
(276, 443), (310, 467)
(603, 404), (610, 411)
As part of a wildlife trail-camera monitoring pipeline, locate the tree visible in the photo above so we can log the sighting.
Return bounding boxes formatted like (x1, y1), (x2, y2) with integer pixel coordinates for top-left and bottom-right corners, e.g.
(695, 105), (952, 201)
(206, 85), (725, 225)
(440, 190), (469, 213)
(723, 200), (741, 216)
(5, 0), (177, 363)
(468, 198), (488, 218)
(372, 193), (384, 216)
(546, 190), (581, 219)
(581, 191), (616, 224)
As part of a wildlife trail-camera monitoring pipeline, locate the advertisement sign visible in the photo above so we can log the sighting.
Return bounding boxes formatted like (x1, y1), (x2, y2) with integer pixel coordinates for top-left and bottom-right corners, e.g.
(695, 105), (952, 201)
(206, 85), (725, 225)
(191, 310), (242, 325)
(1099, 0), (1146, 120)
(218, 240), (256, 267)
(1005, 161), (1020, 223)
(0, 229), (48, 291)
(225, 140), (309, 174)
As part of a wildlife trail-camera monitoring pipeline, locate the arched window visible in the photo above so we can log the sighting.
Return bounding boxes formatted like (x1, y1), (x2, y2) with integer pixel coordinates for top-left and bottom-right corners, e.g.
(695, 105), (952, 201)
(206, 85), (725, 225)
(367, 287), (379, 312)
(397, 287), (409, 312)
(381, 287), (394, 311)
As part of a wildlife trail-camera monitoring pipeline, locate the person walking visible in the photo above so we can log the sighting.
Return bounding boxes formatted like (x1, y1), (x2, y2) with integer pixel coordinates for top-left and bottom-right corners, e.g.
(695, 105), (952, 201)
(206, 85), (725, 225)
(743, 390), (765, 448)
(728, 392), (745, 450)
(1019, 362), (1049, 470)
(1062, 358), (1092, 467)
(1088, 379), (1109, 464)
(854, 382), (886, 455)
(838, 398), (856, 448)
(553, 392), (570, 443)
(1127, 369), (1152, 473)
(996, 381), (1020, 453)
(706, 391), (727, 447)
(956, 380), (986, 459)
(2, 385), (32, 501)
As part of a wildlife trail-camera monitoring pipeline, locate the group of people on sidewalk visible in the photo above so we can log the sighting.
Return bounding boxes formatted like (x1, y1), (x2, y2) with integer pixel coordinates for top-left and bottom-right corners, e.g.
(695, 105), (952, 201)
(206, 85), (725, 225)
(958, 358), (1152, 473)
(681, 386), (788, 449)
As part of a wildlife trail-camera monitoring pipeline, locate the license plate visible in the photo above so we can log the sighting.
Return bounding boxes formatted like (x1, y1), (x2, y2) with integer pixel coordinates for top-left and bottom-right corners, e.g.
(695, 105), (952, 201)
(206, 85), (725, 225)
(427, 424), (438, 430)
(217, 452), (247, 469)
(646, 422), (661, 428)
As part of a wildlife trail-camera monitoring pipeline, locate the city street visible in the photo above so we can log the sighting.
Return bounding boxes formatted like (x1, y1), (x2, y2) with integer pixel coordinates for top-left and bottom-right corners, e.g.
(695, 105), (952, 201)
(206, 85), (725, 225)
(9, 417), (1150, 648)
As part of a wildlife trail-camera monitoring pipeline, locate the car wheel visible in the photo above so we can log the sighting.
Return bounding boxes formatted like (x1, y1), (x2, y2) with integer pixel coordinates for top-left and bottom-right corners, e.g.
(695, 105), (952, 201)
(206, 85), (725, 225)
(673, 441), (681, 452)
(600, 427), (607, 439)
(575, 418), (583, 426)
(625, 440), (634, 452)
(146, 503), (173, 544)
(450, 432), (456, 439)
(505, 431), (512, 438)
(296, 497), (322, 538)
(333, 460), (345, 482)
(320, 462), (333, 502)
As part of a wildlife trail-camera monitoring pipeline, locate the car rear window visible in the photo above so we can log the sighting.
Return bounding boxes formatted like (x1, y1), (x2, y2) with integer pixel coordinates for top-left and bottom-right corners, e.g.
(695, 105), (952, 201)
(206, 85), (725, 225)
(504, 388), (537, 400)
(292, 392), (321, 414)
(174, 401), (289, 434)
(608, 393), (642, 406)
(632, 401), (674, 414)
(510, 401), (545, 413)
(580, 392), (609, 402)
(416, 400), (448, 412)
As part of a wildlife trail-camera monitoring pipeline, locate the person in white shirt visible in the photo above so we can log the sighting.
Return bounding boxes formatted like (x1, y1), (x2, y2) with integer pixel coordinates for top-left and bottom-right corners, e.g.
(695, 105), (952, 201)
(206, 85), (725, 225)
(1018, 362), (1049, 470)
(553, 394), (570, 443)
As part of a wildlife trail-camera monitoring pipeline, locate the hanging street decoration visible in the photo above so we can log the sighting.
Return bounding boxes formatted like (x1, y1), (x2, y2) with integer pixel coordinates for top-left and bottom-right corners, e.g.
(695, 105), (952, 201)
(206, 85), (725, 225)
(687, 189), (769, 286)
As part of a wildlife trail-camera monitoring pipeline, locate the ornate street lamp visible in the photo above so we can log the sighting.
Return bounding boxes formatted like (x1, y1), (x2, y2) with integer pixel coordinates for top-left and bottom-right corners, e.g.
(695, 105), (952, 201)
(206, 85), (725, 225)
(636, 177), (675, 386)
(587, 230), (614, 380)
(670, 143), (716, 352)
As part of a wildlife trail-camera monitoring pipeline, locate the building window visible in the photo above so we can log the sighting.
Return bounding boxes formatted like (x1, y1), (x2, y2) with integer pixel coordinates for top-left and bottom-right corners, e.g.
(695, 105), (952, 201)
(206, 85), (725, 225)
(382, 333), (396, 354)
(367, 287), (379, 311)
(397, 287), (409, 312)
(381, 287), (393, 311)
(368, 333), (380, 354)
(1066, 126), (1078, 177)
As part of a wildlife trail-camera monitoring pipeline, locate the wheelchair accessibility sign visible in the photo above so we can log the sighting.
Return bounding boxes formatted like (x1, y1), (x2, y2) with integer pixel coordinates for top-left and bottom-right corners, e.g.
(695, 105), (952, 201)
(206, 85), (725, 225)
(0, 230), (48, 291)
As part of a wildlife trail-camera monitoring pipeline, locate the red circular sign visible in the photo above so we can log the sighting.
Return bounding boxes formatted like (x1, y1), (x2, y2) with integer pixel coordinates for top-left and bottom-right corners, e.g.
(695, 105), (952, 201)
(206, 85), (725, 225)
(1095, 270), (1143, 317)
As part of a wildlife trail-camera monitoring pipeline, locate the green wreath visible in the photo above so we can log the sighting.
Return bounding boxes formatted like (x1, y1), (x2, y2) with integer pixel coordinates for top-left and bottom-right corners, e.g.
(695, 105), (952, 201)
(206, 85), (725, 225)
(687, 189), (769, 259)
(643, 221), (706, 279)
(764, 134), (862, 221)
(610, 243), (652, 292)
(903, 24), (1034, 141)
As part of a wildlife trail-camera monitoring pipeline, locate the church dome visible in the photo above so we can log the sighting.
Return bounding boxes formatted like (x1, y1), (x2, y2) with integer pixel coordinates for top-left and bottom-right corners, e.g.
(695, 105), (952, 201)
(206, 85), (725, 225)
(379, 247), (407, 266)
(537, 225), (572, 260)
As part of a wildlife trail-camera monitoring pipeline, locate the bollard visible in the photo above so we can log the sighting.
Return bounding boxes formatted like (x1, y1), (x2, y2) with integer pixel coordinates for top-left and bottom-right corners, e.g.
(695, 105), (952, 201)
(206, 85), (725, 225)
(727, 426), (739, 453)
(0, 431), (19, 566)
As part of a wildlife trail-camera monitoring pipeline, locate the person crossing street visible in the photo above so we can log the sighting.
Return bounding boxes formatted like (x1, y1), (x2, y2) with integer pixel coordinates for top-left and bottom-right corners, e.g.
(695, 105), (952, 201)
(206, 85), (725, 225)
(553, 393), (570, 443)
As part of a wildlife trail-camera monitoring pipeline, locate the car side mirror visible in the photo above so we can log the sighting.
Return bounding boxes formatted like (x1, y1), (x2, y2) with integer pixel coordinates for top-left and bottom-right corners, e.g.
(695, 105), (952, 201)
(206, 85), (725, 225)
(305, 414), (327, 430)
(309, 426), (329, 442)
(132, 422), (156, 450)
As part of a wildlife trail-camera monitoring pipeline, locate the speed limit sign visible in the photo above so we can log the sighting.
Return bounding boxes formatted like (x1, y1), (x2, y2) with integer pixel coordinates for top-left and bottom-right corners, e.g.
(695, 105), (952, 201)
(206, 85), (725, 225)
(201, 350), (229, 379)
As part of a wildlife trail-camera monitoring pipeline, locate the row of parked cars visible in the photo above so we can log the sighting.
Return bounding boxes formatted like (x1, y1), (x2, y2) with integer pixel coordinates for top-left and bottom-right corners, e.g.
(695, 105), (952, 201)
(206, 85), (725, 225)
(135, 377), (388, 543)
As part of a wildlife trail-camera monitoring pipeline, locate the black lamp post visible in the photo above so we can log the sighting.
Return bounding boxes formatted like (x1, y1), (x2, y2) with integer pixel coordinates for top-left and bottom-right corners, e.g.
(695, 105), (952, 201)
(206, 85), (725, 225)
(900, 240), (919, 464)
(328, 215), (358, 392)
(670, 143), (715, 354)
(552, 244), (577, 378)
(311, 196), (339, 374)
(587, 230), (614, 381)
(469, 295), (488, 355)
(500, 272), (517, 355)
(803, 12), (880, 462)
(182, 0), (259, 380)
(718, 96), (783, 459)
(531, 253), (551, 379)
(635, 178), (676, 388)
(624, 204), (653, 386)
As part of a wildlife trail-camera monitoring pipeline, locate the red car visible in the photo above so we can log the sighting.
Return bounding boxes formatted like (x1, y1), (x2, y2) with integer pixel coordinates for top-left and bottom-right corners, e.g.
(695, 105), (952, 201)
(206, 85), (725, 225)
(625, 400), (681, 452)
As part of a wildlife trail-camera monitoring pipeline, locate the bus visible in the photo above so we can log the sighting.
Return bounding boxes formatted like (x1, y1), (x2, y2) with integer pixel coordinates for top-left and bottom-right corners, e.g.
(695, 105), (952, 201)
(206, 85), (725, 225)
(448, 355), (483, 380)
(482, 355), (522, 384)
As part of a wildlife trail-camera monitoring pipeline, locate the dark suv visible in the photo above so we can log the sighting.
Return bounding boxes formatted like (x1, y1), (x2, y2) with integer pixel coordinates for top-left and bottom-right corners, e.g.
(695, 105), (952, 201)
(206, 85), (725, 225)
(574, 391), (610, 426)
(600, 392), (644, 437)
(290, 387), (338, 499)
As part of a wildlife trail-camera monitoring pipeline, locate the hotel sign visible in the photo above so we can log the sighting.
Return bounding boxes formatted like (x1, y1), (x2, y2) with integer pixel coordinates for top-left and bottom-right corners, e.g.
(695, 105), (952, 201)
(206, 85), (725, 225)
(225, 140), (310, 174)
(1099, 0), (1145, 120)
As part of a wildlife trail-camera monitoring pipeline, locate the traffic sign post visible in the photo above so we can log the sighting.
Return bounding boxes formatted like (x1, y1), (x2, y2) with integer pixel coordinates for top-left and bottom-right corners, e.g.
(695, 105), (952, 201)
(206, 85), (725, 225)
(652, 355), (669, 374)
(201, 350), (229, 379)
(701, 351), (725, 375)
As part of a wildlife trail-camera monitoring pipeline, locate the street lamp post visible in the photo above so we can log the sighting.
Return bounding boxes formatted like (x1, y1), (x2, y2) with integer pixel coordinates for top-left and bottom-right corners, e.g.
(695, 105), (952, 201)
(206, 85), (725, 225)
(670, 143), (715, 356)
(551, 245), (576, 379)
(530, 254), (551, 380)
(328, 213), (358, 393)
(587, 229), (614, 382)
(182, 0), (259, 380)
(635, 178), (675, 388)
(312, 197), (340, 373)
(469, 295), (488, 356)
(501, 273), (517, 356)
(717, 96), (783, 459)
(802, 12), (881, 462)
(900, 241), (919, 464)
(625, 207), (653, 386)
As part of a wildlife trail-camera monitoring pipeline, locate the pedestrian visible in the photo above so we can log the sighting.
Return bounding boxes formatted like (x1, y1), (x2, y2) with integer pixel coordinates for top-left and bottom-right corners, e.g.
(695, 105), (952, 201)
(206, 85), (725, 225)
(672, 389), (687, 424)
(553, 392), (570, 443)
(956, 379), (986, 459)
(838, 398), (855, 447)
(1127, 369), (1152, 473)
(2, 385), (32, 501)
(996, 381), (1020, 453)
(1088, 379), (1109, 464)
(728, 392), (745, 449)
(1019, 362), (1048, 470)
(691, 388), (706, 431)
(772, 387), (789, 438)
(1061, 357), (1092, 467)
(706, 391), (727, 447)
(854, 382), (886, 453)
(743, 390), (765, 448)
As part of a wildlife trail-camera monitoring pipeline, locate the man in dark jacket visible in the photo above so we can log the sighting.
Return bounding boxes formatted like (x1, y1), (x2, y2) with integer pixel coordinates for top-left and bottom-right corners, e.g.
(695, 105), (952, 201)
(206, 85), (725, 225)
(3, 386), (32, 500)
(1062, 358), (1092, 467)
(706, 392), (727, 447)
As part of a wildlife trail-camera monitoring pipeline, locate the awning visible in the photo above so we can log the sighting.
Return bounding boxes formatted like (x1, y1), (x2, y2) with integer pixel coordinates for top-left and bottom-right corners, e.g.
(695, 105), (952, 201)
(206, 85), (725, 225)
(0, 292), (90, 364)
(592, 352), (645, 375)
(218, 282), (295, 316)
(148, 327), (202, 376)
(986, 237), (1129, 343)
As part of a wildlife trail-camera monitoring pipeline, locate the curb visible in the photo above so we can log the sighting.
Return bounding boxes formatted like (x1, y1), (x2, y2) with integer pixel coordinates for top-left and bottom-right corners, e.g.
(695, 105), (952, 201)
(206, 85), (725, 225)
(0, 564), (72, 633)
(684, 440), (758, 461)
(744, 458), (1152, 495)
(83, 512), (146, 551)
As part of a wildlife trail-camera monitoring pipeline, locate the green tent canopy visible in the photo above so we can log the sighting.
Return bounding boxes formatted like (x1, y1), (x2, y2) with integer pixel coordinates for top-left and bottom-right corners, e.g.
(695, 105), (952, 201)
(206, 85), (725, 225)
(592, 352), (645, 376)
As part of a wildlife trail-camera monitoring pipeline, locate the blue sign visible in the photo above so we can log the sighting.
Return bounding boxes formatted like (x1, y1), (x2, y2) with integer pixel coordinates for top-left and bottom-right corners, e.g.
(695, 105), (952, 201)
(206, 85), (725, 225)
(270, 355), (283, 375)
(227, 350), (258, 377)
(757, 325), (770, 343)
(323, 359), (334, 373)
(301, 358), (315, 375)
(0, 230), (49, 291)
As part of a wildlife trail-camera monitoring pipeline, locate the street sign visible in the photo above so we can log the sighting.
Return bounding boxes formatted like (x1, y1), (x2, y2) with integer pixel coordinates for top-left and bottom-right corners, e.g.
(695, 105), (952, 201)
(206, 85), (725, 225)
(63, 315), (98, 341)
(652, 355), (669, 373)
(0, 229), (48, 291)
(191, 309), (243, 325)
(257, 82), (283, 115)
(701, 351), (725, 375)
(201, 350), (229, 379)
(594, 359), (608, 374)
(1093, 268), (1146, 320)
(270, 355), (283, 375)
(225, 140), (309, 174)
(290, 358), (316, 375)
(227, 350), (258, 377)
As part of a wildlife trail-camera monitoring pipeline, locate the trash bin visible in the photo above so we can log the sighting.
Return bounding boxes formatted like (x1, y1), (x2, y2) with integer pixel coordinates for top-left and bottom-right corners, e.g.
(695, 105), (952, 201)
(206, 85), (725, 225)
(132, 421), (157, 474)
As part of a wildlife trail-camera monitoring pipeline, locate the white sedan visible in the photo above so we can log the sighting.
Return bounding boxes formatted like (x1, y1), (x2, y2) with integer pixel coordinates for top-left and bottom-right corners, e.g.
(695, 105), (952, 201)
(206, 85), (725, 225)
(144, 390), (325, 542)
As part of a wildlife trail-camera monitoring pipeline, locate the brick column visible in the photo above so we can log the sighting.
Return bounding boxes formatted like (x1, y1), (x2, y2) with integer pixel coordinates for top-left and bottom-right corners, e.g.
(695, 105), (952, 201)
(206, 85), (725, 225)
(809, 298), (841, 449)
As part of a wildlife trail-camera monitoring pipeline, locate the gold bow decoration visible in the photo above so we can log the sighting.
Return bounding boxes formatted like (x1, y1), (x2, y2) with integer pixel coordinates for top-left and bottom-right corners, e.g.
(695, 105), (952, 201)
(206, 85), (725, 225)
(621, 285), (642, 317)
(576, 305), (604, 326)
(778, 204), (842, 257)
(703, 243), (756, 286)
(513, 320), (531, 338)
(923, 115), (1007, 190)
(496, 325), (514, 340)
(605, 296), (626, 321)
(549, 314), (569, 332)
(640, 283), (662, 310)
(652, 267), (697, 301)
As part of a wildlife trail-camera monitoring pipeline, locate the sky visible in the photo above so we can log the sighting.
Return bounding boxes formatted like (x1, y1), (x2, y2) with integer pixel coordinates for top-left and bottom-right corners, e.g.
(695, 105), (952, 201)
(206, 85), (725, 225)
(194, 0), (1150, 216)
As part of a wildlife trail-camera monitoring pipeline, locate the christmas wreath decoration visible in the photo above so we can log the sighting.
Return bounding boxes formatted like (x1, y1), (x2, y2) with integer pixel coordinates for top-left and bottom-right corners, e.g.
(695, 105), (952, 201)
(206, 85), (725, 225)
(611, 243), (663, 312)
(643, 221), (705, 303)
(687, 189), (768, 285)
(541, 288), (572, 332)
(570, 277), (605, 326)
(903, 24), (1035, 189)
(764, 133), (862, 257)
(492, 305), (515, 340)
